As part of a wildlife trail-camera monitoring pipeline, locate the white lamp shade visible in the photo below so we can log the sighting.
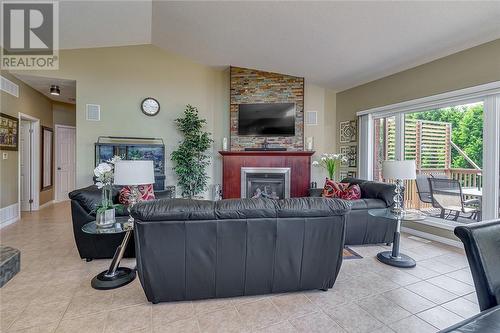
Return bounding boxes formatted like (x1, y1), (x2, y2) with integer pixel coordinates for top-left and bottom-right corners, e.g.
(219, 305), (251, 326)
(382, 160), (417, 180)
(114, 160), (155, 185)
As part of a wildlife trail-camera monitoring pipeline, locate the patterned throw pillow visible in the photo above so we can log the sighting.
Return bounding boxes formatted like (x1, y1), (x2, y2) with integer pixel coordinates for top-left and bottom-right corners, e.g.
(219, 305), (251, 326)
(322, 179), (361, 200)
(118, 184), (155, 205)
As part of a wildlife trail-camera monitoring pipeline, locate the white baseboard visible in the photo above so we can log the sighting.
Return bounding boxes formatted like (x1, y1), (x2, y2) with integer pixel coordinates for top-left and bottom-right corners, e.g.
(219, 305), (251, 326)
(0, 203), (19, 229)
(38, 200), (55, 210)
(401, 226), (463, 248)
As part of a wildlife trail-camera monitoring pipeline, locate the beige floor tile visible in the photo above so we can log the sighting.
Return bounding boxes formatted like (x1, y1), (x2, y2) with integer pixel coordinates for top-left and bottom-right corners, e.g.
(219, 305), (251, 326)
(382, 288), (435, 314)
(357, 294), (411, 324)
(371, 326), (396, 333)
(255, 321), (298, 333)
(418, 259), (457, 274)
(55, 312), (107, 333)
(389, 315), (438, 333)
(64, 291), (114, 318)
(405, 281), (457, 305)
(193, 298), (234, 315)
(111, 283), (148, 308)
(426, 275), (475, 296)
(463, 292), (479, 304)
(152, 301), (195, 327)
(236, 298), (284, 330)
(322, 302), (384, 333)
(445, 268), (474, 285)
(8, 321), (58, 333)
(270, 293), (318, 319)
(441, 297), (480, 319)
(9, 300), (69, 331)
(290, 311), (345, 333)
(153, 318), (200, 333)
(303, 289), (349, 309)
(404, 265), (441, 280)
(104, 304), (152, 333)
(416, 306), (463, 330)
(197, 307), (246, 333)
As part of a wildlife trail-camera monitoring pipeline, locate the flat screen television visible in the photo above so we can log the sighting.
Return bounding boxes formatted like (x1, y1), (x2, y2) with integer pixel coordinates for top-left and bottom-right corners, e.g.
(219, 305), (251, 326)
(238, 103), (295, 136)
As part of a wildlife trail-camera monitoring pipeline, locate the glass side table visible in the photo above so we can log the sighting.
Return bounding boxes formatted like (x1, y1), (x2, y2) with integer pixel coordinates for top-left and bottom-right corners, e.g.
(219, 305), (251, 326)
(82, 217), (135, 290)
(368, 209), (426, 268)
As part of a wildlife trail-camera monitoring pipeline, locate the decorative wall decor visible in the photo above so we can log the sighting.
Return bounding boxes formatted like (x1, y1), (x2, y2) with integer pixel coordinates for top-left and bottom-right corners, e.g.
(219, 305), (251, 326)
(339, 120), (357, 143)
(0, 113), (18, 151)
(339, 170), (357, 180)
(340, 145), (357, 168)
(230, 66), (304, 151)
(41, 126), (53, 190)
(347, 170), (357, 178)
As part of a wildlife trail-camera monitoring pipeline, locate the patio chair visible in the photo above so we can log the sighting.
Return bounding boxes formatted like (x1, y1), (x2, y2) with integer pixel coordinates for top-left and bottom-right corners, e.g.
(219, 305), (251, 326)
(415, 174), (433, 205)
(428, 178), (480, 221)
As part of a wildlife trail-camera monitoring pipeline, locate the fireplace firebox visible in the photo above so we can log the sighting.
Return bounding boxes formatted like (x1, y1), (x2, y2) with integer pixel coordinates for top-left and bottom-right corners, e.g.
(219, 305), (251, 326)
(241, 167), (291, 199)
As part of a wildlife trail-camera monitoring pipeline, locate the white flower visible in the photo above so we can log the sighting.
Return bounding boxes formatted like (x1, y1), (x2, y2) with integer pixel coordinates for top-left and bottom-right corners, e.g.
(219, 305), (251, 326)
(94, 163), (112, 177)
(312, 161), (319, 166)
(108, 155), (122, 165)
(321, 156), (327, 161)
(95, 181), (104, 189)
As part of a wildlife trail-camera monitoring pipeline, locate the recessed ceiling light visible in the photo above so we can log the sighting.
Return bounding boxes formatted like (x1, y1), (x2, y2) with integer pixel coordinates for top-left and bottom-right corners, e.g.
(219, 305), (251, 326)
(50, 85), (60, 96)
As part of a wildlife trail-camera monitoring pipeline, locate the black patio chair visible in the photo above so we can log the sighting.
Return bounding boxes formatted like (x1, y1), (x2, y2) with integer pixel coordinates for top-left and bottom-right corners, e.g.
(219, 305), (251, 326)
(428, 178), (480, 221)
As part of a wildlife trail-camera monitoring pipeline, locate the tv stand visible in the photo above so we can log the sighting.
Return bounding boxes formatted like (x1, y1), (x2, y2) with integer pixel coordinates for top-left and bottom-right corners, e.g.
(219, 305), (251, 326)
(244, 147), (287, 152)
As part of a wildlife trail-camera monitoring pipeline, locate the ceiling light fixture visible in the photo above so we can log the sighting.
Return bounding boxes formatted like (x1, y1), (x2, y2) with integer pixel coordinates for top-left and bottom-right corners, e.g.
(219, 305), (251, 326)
(50, 85), (60, 96)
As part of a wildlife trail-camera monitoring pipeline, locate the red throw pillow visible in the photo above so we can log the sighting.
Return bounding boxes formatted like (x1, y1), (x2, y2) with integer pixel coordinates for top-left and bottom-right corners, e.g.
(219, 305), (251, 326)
(118, 184), (155, 205)
(322, 179), (361, 200)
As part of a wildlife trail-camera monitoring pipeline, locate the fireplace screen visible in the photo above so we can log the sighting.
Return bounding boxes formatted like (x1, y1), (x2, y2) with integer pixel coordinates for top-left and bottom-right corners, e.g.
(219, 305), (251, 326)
(241, 167), (291, 199)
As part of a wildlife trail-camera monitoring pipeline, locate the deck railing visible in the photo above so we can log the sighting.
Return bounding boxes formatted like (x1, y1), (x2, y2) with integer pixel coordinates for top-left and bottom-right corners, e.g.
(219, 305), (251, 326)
(403, 168), (482, 210)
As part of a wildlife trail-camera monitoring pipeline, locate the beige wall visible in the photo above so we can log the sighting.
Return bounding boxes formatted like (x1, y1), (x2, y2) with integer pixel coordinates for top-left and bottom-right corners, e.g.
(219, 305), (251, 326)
(10, 45), (338, 198)
(53, 101), (76, 127)
(0, 72), (54, 208)
(337, 38), (500, 127)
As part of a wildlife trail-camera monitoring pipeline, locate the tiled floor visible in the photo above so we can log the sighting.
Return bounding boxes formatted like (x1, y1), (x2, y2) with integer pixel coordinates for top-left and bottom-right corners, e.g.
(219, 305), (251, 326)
(0, 201), (479, 333)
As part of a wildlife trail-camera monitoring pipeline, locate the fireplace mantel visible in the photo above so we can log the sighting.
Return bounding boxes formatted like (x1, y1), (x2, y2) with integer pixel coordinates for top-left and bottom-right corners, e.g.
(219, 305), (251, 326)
(219, 150), (315, 199)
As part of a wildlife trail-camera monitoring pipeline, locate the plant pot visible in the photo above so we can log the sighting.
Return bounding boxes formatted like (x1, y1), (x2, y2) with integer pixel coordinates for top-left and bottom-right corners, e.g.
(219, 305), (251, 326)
(96, 208), (115, 228)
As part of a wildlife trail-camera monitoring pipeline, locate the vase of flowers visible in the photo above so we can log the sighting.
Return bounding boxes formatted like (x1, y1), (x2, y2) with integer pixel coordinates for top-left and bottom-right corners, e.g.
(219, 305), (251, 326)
(94, 156), (122, 228)
(312, 153), (347, 180)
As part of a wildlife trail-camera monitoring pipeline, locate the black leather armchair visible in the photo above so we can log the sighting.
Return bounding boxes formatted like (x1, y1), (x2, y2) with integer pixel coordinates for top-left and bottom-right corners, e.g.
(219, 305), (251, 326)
(69, 185), (173, 260)
(131, 197), (350, 303)
(439, 220), (500, 332)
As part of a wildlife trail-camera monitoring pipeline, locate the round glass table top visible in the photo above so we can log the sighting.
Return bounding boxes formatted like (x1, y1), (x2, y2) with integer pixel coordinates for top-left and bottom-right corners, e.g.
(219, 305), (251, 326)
(368, 208), (426, 221)
(82, 217), (133, 235)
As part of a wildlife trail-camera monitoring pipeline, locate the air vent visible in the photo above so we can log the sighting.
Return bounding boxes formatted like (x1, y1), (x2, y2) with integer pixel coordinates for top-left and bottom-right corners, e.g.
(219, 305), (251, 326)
(305, 111), (318, 125)
(86, 104), (100, 121)
(1, 76), (19, 97)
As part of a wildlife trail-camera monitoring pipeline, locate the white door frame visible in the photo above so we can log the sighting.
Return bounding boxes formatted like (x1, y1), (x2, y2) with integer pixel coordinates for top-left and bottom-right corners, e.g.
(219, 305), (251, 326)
(54, 124), (76, 202)
(18, 113), (40, 213)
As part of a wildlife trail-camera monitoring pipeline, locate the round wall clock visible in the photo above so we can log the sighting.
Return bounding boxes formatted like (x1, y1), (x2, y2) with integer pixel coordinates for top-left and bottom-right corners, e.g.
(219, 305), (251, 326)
(141, 97), (160, 116)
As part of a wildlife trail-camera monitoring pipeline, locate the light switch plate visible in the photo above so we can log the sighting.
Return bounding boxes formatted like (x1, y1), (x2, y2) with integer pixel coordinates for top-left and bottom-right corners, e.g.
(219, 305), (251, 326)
(2, 152), (7, 160)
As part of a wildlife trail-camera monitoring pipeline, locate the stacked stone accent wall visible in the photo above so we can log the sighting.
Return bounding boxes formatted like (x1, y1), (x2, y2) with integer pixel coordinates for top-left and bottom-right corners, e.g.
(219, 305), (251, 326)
(230, 66), (304, 151)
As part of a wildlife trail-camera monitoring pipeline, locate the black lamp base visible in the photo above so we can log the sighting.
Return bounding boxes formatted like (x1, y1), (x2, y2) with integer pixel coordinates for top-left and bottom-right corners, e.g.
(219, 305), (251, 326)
(377, 251), (416, 268)
(91, 267), (136, 290)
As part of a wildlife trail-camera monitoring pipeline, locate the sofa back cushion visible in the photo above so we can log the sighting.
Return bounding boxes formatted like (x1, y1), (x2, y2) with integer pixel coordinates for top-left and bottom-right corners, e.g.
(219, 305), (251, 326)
(69, 185), (121, 214)
(341, 178), (395, 207)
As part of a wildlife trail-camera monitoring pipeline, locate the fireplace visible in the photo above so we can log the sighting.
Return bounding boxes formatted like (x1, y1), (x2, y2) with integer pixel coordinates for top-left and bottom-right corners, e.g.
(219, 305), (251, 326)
(241, 167), (291, 199)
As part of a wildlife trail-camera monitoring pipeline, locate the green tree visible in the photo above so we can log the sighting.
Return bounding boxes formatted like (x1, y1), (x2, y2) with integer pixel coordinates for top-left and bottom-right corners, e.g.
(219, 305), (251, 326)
(171, 105), (213, 198)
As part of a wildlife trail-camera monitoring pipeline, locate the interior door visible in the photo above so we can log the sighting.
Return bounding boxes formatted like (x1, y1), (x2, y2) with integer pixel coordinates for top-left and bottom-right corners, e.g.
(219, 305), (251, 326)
(56, 126), (76, 201)
(20, 120), (32, 211)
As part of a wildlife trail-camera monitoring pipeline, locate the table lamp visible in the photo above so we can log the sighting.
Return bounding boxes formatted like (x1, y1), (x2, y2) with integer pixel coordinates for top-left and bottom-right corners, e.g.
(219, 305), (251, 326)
(382, 160), (417, 214)
(114, 160), (155, 223)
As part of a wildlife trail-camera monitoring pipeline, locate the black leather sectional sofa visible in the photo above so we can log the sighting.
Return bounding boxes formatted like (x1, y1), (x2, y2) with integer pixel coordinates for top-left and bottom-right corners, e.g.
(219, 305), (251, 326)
(310, 178), (397, 245)
(130, 197), (350, 303)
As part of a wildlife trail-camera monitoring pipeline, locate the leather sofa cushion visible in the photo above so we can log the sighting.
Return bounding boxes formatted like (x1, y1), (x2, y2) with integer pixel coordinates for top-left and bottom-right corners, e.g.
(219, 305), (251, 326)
(69, 185), (120, 213)
(439, 305), (500, 332)
(132, 197), (351, 221)
(342, 178), (395, 207)
(131, 199), (216, 221)
(276, 197), (350, 218)
(349, 199), (388, 210)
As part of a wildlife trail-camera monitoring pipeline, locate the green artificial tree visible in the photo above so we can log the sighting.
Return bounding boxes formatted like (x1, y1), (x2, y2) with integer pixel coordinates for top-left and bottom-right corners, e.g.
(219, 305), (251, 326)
(171, 105), (213, 198)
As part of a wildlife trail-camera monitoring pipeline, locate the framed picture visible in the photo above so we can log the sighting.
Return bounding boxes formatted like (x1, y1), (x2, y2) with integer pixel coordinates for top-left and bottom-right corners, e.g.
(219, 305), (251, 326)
(41, 126), (53, 191)
(347, 170), (357, 178)
(340, 145), (357, 168)
(0, 113), (19, 151)
(339, 120), (357, 143)
(339, 170), (348, 180)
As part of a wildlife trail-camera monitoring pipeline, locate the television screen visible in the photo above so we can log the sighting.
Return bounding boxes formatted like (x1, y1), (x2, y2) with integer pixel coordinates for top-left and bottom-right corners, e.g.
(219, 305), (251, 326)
(238, 103), (295, 136)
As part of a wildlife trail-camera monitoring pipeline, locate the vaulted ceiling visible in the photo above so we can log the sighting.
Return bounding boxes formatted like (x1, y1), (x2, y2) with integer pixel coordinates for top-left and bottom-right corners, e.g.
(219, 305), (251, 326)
(55, 1), (500, 90)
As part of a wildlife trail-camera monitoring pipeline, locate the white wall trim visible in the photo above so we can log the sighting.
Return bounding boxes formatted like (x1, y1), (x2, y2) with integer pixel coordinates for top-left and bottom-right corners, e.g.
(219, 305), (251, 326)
(401, 227), (463, 248)
(0, 203), (20, 229)
(482, 94), (500, 220)
(357, 80), (500, 117)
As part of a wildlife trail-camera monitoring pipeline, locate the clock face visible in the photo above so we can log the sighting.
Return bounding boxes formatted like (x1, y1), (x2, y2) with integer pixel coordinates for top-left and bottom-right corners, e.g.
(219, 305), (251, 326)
(141, 98), (160, 116)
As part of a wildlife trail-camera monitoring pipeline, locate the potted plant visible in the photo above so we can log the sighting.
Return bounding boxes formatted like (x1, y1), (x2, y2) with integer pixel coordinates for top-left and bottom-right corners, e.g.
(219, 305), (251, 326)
(93, 156), (123, 227)
(171, 105), (213, 198)
(312, 153), (347, 180)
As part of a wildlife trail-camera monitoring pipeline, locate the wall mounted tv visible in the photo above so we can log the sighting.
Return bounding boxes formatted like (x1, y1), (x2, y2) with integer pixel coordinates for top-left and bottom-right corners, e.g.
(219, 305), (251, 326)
(238, 103), (296, 136)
